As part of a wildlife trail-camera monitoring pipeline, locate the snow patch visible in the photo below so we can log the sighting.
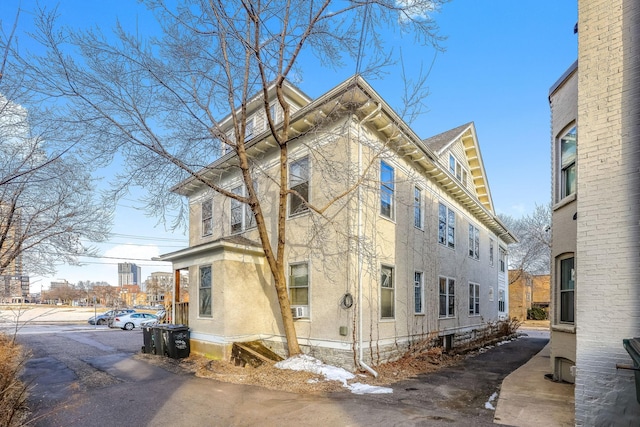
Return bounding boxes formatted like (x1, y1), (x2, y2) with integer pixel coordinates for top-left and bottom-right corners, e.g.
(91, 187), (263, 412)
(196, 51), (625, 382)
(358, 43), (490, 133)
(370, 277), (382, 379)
(485, 391), (498, 410)
(275, 354), (393, 395)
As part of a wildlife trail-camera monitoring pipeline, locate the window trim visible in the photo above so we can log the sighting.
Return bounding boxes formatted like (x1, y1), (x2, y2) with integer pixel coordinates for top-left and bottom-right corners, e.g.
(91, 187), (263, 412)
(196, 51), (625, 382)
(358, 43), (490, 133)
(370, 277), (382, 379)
(438, 203), (456, 249)
(469, 282), (480, 316)
(288, 262), (310, 319)
(288, 156), (310, 217)
(558, 255), (575, 324)
(380, 264), (395, 320)
(198, 265), (212, 318)
(489, 238), (495, 266)
(498, 289), (506, 312)
(380, 161), (395, 220)
(414, 271), (424, 315)
(439, 276), (456, 318)
(201, 198), (213, 237)
(414, 186), (423, 229)
(449, 154), (468, 186)
(230, 184), (257, 234)
(468, 223), (480, 260)
(499, 247), (507, 273)
(557, 124), (577, 202)
(244, 117), (255, 141)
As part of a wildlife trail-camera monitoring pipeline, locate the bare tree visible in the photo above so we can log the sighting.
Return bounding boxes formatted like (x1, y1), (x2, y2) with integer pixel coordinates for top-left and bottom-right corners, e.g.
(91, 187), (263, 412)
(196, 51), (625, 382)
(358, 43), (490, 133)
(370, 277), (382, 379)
(499, 204), (551, 285)
(0, 10), (111, 278)
(22, 0), (447, 356)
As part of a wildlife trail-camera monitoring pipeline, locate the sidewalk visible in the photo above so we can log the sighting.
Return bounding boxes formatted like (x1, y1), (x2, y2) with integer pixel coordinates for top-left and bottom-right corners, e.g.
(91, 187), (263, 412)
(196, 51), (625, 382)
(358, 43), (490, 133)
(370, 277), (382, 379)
(494, 343), (574, 426)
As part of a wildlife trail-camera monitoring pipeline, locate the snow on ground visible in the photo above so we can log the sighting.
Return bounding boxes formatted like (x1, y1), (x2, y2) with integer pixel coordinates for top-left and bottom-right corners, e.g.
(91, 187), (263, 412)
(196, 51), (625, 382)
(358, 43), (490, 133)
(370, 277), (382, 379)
(275, 354), (393, 395)
(485, 391), (498, 410)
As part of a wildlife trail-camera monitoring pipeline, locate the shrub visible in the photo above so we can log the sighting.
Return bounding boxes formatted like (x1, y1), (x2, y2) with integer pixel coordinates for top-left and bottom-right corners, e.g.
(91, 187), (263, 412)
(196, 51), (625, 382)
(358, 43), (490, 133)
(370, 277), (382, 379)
(527, 307), (547, 320)
(0, 333), (29, 427)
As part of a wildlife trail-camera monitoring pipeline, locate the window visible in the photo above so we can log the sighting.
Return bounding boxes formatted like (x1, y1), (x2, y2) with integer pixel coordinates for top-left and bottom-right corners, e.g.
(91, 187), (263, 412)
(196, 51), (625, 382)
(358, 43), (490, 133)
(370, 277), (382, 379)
(499, 247), (506, 273)
(414, 271), (424, 314)
(289, 156), (309, 215)
(559, 126), (576, 199)
(269, 104), (278, 125)
(380, 161), (395, 219)
(380, 265), (395, 319)
(202, 199), (213, 236)
(469, 283), (480, 316)
(438, 203), (455, 248)
(199, 266), (212, 317)
(498, 289), (505, 312)
(560, 257), (575, 323)
(449, 154), (468, 186)
(489, 239), (495, 266)
(289, 263), (309, 317)
(244, 117), (254, 141)
(439, 276), (455, 318)
(414, 187), (423, 229)
(468, 224), (480, 260)
(230, 185), (256, 233)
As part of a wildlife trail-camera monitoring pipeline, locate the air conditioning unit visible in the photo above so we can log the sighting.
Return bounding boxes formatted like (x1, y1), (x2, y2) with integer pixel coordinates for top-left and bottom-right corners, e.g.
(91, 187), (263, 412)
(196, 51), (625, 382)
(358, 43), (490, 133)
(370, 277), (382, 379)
(291, 306), (307, 319)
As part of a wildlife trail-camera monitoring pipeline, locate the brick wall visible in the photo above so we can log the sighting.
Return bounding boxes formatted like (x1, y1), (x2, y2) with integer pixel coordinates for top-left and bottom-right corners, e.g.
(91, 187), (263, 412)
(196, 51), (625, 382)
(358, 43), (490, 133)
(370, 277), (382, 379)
(575, 0), (640, 424)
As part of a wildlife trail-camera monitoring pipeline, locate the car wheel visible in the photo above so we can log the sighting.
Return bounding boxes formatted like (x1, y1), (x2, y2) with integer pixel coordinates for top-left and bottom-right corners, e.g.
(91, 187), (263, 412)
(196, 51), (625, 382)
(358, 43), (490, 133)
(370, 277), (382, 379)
(124, 322), (134, 331)
(97, 319), (106, 325)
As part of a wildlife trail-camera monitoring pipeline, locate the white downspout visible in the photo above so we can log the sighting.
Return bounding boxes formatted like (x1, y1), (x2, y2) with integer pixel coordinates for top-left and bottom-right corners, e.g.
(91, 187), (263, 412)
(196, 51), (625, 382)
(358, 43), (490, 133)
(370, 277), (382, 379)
(357, 104), (381, 378)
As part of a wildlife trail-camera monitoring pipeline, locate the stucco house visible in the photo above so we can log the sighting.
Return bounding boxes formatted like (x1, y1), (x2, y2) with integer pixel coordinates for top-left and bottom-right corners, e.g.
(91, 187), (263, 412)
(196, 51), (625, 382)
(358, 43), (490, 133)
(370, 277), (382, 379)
(548, 0), (640, 424)
(159, 76), (516, 370)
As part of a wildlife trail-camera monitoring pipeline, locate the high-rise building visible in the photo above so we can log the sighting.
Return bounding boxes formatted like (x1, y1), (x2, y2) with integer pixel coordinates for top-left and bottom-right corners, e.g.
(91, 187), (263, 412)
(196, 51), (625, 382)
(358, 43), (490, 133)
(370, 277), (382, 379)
(117, 262), (141, 287)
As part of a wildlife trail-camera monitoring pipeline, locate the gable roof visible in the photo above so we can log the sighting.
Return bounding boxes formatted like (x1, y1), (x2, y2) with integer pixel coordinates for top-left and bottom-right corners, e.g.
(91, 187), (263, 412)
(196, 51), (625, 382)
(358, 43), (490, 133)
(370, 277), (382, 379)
(423, 122), (495, 214)
(171, 75), (516, 244)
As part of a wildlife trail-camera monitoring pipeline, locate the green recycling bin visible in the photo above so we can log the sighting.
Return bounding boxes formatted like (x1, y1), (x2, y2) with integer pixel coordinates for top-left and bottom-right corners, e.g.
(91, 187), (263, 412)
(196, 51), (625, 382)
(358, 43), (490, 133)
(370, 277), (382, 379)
(622, 338), (640, 404)
(162, 325), (190, 359)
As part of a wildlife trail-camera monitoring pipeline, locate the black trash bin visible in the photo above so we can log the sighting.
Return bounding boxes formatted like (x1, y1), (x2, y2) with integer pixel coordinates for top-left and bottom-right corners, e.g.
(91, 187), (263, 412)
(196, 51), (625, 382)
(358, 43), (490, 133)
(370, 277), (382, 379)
(142, 326), (153, 354)
(622, 338), (640, 404)
(163, 325), (190, 359)
(152, 325), (167, 356)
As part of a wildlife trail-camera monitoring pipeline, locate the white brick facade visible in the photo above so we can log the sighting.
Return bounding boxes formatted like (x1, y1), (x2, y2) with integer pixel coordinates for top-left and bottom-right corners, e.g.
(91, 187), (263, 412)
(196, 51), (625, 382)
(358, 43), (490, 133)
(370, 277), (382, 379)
(575, 0), (640, 424)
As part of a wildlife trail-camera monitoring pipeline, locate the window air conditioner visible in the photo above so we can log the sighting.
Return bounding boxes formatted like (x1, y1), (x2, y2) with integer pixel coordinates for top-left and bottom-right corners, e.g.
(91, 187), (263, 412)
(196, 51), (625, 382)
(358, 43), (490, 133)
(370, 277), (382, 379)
(291, 306), (306, 319)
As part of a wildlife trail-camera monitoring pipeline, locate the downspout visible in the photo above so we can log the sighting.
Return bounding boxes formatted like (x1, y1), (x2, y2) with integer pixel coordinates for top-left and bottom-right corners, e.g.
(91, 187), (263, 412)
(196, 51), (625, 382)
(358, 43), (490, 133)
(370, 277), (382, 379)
(357, 103), (381, 378)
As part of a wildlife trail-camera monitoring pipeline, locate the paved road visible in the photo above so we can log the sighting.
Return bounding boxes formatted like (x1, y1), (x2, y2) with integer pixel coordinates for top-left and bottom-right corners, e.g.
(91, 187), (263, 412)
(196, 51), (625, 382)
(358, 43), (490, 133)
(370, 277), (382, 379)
(14, 325), (547, 427)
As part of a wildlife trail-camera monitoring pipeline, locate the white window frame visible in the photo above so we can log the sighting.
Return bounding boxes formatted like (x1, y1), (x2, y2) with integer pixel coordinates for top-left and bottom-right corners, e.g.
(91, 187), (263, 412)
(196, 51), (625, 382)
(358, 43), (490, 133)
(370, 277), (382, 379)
(288, 156), (310, 216)
(469, 282), (480, 316)
(489, 238), (495, 266)
(499, 247), (507, 273)
(559, 255), (575, 324)
(414, 186), (423, 229)
(449, 154), (468, 186)
(438, 203), (455, 249)
(558, 125), (577, 201)
(202, 198), (213, 237)
(244, 117), (255, 141)
(288, 262), (310, 319)
(414, 271), (424, 314)
(230, 184), (256, 234)
(380, 161), (395, 220)
(380, 265), (395, 319)
(439, 276), (455, 318)
(468, 224), (480, 260)
(198, 265), (212, 318)
(498, 289), (506, 312)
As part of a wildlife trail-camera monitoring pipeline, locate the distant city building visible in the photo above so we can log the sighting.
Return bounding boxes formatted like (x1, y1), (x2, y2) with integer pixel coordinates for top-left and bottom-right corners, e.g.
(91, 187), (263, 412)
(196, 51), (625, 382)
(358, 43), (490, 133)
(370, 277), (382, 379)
(145, 271), (189, 307)
(50, 279), (70, 289)
(0, 200), (29, 303)
(118, 262), (142, 286)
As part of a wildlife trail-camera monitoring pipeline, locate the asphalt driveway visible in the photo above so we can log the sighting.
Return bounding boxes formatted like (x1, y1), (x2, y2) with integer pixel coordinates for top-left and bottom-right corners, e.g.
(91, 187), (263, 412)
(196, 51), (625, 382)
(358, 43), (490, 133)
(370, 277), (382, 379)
(14, 325), (547, 426)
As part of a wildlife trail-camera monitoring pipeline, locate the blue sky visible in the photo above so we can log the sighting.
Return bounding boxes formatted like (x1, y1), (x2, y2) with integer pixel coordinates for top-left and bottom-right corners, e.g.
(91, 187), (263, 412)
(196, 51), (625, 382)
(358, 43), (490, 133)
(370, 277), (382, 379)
(2, 1), (577, 290)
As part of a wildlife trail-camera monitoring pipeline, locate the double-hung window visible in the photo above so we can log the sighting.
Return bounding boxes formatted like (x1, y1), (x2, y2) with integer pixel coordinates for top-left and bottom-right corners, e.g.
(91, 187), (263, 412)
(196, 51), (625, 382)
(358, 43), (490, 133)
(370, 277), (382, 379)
(469, 283), (480, 316)
(244, 117), (255, 141)
(559, 126), (576, 199)
(438, 203), (455, 248)
(560, 257), (575, 323)
(289, 263), (309, 318)
(449, 154), (468, 186)
(498, 289), (505, 312)
(202, 199), (213, 236)
(414, 187), (423, 229)
(499, 247), (506, 272)
(289, 156), (309, 216)
(230, 185), (256, 233)
(380, 161), (395, 219)
(439, 276), (455, 318)
(489, 238), (495, 266)
(468, 224), (480, 260)
(199, 266), (212, 317)
(414, 271), (424, 314)
(381, 265), (395, 319)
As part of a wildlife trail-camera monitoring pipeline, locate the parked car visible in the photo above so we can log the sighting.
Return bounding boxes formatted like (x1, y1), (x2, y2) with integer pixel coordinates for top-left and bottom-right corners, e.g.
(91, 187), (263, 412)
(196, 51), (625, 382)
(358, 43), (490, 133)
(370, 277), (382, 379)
(88, 309), (135, 326)
(112, 312), (159, 330)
